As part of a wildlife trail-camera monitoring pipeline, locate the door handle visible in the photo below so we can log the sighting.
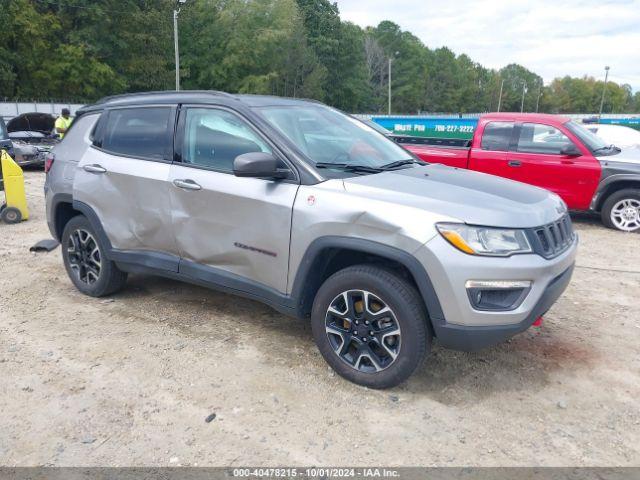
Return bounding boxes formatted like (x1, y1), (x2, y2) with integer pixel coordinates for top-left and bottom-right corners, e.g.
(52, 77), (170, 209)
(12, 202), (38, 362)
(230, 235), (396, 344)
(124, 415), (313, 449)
(173, 179), (202, 191)
(507, 160), (522, 167)
(83, 164), (107, 174)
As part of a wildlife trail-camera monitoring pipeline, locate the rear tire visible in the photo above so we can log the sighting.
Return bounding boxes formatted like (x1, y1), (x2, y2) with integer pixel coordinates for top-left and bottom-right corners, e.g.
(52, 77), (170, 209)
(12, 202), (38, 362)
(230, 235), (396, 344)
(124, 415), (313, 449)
(61, 215), (128, 297)
(601, 189), (640, 232)
(311, 265), (430, 389)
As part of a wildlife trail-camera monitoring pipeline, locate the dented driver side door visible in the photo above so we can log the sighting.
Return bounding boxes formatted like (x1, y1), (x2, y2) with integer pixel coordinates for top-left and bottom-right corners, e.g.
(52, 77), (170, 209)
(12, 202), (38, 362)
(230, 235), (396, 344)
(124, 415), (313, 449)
(168, 106), (299, 293)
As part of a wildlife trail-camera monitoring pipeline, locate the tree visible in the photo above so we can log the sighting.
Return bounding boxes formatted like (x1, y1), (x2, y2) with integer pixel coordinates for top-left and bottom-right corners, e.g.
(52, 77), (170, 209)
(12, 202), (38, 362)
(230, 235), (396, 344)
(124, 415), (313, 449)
(368, 21), (428, 114)
(542, 76), (634, 114)
(496, 64), (543, 112)
(0, 1), (638, 114)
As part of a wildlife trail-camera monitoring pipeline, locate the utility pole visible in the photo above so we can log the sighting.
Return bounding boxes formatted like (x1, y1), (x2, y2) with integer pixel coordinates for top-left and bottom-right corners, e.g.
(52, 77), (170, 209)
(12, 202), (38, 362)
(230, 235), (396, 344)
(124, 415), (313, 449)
(520, 81), (527, 113)
(599, 66), (610, 120)
(387, 51), (399, 115)
(535, 83), (543, 113)
(174, 8), (180, 91)
(388, 57), (392, 115)
(173, 0), (187, 91)
(497, 79), (504, 112)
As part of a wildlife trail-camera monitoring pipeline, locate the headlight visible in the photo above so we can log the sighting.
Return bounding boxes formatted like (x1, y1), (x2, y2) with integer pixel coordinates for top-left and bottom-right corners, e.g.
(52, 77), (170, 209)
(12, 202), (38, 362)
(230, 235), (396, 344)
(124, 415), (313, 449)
(436, 223), (532, 256)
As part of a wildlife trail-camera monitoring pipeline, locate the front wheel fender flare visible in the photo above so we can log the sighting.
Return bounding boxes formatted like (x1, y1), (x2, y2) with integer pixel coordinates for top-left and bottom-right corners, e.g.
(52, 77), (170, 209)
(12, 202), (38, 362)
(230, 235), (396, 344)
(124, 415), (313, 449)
(289, 236), (445, 325)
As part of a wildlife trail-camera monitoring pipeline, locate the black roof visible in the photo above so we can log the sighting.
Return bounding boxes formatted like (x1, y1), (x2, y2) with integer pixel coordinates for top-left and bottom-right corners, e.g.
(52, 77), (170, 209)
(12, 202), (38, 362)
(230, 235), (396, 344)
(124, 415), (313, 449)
(79, 90), (321, 114)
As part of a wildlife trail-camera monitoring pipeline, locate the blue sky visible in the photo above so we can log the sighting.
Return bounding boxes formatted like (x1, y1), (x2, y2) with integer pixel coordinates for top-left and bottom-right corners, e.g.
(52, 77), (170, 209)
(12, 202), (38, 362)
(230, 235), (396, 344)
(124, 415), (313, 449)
(335, 0), (640, 91)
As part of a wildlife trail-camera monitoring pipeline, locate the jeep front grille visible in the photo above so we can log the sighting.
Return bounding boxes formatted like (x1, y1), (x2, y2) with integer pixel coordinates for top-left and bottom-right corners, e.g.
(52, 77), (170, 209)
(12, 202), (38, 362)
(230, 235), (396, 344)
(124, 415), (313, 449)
(529, 214), (575, 259)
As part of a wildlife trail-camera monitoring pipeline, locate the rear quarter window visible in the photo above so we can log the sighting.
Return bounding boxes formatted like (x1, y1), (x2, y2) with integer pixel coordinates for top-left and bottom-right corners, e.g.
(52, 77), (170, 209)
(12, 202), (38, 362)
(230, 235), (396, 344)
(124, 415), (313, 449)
(97, 107), (173, 161)
(481, 122), (514, 151)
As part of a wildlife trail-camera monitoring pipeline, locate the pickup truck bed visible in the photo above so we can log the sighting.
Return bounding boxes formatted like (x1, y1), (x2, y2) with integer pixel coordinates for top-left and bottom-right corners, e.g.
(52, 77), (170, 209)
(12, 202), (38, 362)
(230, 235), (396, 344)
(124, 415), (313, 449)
(393, 137), (471, 169)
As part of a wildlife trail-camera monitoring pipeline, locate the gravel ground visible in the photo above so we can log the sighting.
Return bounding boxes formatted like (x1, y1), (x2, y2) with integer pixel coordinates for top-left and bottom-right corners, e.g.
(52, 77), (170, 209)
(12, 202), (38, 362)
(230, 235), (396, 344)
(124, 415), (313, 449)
(1, 171), (639, 467)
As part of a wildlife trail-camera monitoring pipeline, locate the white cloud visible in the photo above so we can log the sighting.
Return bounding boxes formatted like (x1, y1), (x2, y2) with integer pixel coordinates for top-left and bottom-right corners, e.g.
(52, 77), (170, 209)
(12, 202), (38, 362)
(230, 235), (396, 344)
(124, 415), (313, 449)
(335, 0), (640, 90)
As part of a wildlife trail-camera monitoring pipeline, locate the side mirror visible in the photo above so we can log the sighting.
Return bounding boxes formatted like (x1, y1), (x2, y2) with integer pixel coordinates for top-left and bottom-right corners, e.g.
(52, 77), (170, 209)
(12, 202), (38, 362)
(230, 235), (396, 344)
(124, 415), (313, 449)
(233, 152), (290, 180)
(560, 144), (581, 156)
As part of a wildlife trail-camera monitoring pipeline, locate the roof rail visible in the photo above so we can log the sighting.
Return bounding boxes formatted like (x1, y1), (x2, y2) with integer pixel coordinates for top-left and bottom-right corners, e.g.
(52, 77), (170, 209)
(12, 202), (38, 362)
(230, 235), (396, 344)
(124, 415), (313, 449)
(93, 90), (233, 105)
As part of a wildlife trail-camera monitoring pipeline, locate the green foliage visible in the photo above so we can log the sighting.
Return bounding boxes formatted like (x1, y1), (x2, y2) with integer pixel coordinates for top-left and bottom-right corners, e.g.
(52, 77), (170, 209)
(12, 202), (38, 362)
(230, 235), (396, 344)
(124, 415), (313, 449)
(542, 76), (635, 114)
(0, 0), (637, 114)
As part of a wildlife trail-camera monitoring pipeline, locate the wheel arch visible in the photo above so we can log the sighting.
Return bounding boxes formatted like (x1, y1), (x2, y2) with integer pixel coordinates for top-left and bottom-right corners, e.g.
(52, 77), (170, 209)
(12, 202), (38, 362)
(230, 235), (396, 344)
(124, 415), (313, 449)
(593, 176), (640, 212)
(51, 197), (114, 255)
(50, 193), (79, 241)
(290, 236), (445, 331)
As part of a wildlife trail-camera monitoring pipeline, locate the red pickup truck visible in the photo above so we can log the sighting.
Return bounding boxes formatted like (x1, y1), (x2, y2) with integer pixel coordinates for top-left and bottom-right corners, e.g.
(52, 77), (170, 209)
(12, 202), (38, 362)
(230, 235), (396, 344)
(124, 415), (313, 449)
(393, 113), (640, 232)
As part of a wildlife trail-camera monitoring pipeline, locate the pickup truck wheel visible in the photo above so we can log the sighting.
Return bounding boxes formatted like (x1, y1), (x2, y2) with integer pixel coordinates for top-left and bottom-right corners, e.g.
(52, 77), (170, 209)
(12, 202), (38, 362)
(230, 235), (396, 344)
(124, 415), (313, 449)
(61, 215), (128, 297)
(311, 265), (430, 389)
(601, 189), (640, 232)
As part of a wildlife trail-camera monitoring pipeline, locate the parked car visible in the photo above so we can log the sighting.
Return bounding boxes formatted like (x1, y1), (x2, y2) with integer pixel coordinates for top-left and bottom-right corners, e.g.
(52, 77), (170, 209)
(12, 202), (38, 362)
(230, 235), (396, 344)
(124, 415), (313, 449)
(45, 92), (577, 388)
(395, 113), (640, 232)
(7, 112), (59, 168)
(582, 123), (640, 150)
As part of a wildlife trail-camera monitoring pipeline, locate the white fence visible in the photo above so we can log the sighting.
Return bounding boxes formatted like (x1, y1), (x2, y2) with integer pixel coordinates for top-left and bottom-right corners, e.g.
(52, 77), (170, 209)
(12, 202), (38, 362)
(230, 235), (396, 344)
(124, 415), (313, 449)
(1, 101), (86, 122)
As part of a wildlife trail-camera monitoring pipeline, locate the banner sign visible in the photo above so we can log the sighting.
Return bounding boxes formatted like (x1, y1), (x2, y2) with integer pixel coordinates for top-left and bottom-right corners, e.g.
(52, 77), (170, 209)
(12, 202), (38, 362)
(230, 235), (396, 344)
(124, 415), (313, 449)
(372, 117), (478, 139)
(599, 117), (640, 130)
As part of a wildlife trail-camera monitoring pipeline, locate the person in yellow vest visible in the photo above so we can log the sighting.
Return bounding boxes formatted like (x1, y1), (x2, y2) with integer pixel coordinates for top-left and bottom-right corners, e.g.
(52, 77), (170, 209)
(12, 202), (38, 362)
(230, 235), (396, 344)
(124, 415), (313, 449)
(55, 108), (73, 139)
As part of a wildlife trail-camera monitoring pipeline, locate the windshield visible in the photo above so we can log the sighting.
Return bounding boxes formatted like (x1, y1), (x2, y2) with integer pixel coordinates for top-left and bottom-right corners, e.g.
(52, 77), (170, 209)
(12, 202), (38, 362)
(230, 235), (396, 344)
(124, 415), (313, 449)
(565, 120), (610, 152)
(256, 105), (413, 171)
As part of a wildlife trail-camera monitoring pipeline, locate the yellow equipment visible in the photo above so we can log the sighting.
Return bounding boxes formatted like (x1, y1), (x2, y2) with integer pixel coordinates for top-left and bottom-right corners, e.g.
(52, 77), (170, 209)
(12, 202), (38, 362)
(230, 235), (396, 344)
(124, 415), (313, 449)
(0, 149), (29, 224)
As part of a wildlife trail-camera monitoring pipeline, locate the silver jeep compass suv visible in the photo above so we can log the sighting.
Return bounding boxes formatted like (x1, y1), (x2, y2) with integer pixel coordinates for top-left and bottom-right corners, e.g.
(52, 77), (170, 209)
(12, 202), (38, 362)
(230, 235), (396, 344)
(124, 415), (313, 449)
(45, 91), (578, 388)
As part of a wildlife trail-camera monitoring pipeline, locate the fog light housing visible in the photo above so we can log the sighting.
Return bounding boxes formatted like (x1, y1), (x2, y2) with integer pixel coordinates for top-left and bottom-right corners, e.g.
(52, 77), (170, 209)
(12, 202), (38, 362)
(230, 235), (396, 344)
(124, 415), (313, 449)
(465, 280), (532, 311)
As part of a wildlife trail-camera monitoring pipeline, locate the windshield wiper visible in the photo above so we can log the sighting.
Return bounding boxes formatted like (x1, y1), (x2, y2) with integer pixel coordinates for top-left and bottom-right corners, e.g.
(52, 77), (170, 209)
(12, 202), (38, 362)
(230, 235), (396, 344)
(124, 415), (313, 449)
(593, 144), (620, 154)
(379, 159), (419, 170)
(315, 162), (383, 173)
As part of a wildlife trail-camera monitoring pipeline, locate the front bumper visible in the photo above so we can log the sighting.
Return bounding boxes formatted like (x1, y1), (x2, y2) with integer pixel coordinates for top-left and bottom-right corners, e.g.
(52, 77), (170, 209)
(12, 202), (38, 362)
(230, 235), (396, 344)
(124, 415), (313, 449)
(415, 233), (578, 351)
(434, 264), (574, 351)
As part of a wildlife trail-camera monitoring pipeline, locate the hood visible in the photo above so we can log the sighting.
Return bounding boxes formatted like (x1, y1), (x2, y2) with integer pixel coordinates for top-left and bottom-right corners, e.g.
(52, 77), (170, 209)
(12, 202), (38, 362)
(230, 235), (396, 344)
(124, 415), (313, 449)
(7, 112), (56, 134)
(597, 147), (640, 165)
(342, 164), (567, 228)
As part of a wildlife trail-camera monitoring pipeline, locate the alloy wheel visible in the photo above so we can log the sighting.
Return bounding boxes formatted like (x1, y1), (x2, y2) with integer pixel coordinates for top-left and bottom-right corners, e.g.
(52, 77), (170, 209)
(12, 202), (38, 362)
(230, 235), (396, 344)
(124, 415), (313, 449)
(610, 198), (640, 232)
(67, 229), (102, 284)
(325, 290), (401, 373)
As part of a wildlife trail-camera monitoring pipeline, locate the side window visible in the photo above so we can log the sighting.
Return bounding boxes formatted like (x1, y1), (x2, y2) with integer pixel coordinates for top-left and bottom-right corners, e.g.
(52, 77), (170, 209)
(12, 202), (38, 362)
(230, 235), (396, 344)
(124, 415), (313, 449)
(516, 123), (574, 155)
(100, 107), (172, 160)
(182, 108), (271, 172)
(481, 122), (514, 151)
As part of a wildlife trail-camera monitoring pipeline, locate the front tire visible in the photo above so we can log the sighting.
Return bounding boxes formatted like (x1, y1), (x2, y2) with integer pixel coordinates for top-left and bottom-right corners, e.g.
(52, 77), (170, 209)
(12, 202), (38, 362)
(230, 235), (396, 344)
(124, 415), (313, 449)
(601, 189), (640, 232)
(311, 265), (430, 389)
(61, 215), (128, 297)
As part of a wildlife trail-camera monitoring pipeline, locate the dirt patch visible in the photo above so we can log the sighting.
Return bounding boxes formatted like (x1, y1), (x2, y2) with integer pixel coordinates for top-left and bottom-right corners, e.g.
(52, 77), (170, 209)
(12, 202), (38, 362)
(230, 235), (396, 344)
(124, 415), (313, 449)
(1, 172), (639, 466)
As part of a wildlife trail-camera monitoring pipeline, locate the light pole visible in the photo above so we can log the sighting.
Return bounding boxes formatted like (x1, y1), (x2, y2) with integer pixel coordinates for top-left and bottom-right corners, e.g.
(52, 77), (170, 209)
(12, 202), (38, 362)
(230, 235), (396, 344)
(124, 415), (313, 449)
(520, 81), (527, 113)
(388, 51), (399, 115)
(497, 78), (504, 112)
(535, 83), (543, 113)
(173, 0), (187, 91)
(598, 66), (610, 120)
